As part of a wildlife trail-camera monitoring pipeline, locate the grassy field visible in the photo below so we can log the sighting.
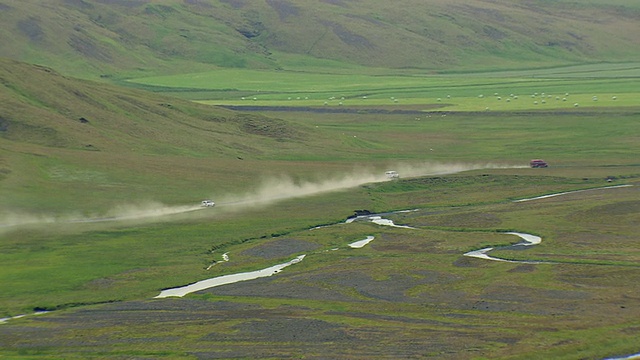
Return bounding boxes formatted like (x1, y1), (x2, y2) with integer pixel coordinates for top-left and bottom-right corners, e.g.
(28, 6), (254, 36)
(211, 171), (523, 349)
(1, 167), (638, 359)
(126, 62), (640, 112)
(1, 58), (640, 358)
(2, 117), (640, 358)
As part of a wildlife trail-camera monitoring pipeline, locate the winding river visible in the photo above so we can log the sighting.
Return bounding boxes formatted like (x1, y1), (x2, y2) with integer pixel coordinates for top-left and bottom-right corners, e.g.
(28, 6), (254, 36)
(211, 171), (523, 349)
(348, 214), (548, 264)
(348, 236), (375, 248)
(155, 255), (306, 298)
(156, 183), (635, 299)
(462, 232), (552, 264)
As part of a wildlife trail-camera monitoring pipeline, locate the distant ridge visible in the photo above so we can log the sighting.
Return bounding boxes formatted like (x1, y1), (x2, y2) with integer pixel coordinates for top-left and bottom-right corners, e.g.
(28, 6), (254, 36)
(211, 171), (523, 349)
(1, 0), (639, 78)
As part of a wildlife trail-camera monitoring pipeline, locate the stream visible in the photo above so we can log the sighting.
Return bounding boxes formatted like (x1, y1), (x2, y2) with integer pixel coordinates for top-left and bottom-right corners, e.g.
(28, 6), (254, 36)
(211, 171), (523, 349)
(155, 255), (306, 298)
(463, 232), (552, 264)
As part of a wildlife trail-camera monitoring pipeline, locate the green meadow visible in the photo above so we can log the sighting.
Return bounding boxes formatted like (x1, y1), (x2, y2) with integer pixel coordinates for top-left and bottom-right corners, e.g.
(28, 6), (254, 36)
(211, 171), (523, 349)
(2, 37), (640, 360)
(126, 62), (640, 111)
(2, 61), (639, 358)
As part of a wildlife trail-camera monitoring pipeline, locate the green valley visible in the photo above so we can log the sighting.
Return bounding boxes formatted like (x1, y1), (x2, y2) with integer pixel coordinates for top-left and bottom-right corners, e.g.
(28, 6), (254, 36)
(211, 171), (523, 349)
(0, 1), (639, 359)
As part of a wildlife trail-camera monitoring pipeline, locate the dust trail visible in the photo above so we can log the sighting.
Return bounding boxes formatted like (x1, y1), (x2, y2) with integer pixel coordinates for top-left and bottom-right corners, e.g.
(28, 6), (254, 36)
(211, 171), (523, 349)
(215, 161), (514, 210)
(0, 202), (203, 233)
(71, 202), (203, 223)
(0, 161), (515, 230)
(0, 212), (58, 234)
(0, 212), (57, 227)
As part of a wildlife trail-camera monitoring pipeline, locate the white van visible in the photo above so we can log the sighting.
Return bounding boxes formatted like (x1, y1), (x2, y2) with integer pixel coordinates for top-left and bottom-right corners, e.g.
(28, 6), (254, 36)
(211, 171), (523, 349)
(201, 200), (215, 207)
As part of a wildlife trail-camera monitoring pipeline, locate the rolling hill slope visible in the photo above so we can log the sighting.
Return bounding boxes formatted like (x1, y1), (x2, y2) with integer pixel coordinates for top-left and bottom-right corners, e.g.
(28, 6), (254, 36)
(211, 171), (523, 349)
(0, 58), (311, 213)
(1, 0), (639, 78)
(0, 58), (303, 154)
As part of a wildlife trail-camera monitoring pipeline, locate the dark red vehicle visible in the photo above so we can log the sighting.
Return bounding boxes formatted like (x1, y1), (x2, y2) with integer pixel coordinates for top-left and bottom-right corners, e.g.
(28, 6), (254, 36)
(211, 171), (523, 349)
(530, 159), (548, 168)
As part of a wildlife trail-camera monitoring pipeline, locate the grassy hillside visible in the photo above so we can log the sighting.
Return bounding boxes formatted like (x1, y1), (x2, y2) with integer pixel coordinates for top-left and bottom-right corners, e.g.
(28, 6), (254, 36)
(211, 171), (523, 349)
(1, 0), (640, 79)
(3, 57), (637, 217)
(0, 58), (317, 215)
(0, 58), (304, 154)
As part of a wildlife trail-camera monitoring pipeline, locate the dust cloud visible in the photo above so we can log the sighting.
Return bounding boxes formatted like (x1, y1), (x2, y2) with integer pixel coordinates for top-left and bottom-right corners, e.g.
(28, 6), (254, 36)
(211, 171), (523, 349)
(0, 212), (57, 230)
(0, 161), (514, 231)
(0, 203), (202, 234)
(96, 202), (203, 221)
(214, 161), (512, 209)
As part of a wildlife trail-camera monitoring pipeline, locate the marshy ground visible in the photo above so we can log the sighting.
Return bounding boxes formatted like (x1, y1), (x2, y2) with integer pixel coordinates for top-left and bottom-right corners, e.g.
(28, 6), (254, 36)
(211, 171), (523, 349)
(2, 182), (639, 359)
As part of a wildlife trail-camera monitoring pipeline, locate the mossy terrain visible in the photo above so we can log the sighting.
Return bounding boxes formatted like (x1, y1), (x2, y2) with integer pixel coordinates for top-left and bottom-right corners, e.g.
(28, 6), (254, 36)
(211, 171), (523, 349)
(1, 175), (638, 359)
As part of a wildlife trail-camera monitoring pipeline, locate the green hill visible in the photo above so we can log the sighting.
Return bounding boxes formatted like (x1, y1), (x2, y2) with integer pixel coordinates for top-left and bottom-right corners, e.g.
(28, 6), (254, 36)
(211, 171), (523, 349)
(0, 58), (301, 153)
(0, 58), (310, 214)
(1, 0), (639, 78)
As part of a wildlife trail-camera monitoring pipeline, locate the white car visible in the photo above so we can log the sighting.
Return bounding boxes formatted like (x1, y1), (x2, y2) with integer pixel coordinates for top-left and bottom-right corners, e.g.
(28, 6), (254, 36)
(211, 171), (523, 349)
(201, 200), (215, 207)
(385, 170), (399, 179)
